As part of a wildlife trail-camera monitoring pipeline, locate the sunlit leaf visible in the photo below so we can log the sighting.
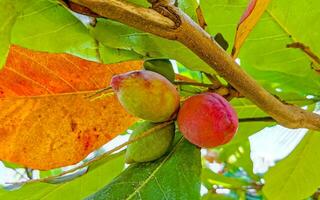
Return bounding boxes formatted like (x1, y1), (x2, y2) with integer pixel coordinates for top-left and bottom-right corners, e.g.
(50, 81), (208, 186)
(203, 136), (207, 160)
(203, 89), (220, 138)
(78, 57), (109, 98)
(232, 0), (271, 58)
(202, 168), (249, 189)
(231, 95), (316, 119)
(201, 0), (320, 96)
(0, 151), (125, 200)
(86, 136), (201, 200)
(0, 46), (140, 170)
(0, 0), (27, 68)
(91, 19), (214, 74)
(263, 131), (320, 200)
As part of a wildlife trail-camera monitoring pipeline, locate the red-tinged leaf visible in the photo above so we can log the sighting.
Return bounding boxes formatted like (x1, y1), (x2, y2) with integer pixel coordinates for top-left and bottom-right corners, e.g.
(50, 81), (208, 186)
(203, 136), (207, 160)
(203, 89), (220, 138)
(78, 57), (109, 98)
(231, 0), (271, 58)
(0, 45), (141, 170)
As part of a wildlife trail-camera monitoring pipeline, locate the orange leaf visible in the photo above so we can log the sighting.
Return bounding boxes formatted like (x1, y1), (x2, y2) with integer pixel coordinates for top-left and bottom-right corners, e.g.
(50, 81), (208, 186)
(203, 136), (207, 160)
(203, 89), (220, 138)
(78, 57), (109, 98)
(231, 0), (271, 58)
(0, 46), (141, 170)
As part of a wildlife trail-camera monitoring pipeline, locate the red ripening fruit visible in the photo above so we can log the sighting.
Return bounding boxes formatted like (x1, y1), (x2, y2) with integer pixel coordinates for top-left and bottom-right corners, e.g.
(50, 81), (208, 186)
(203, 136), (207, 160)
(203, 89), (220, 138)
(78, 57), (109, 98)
(177, 93), (238, 148)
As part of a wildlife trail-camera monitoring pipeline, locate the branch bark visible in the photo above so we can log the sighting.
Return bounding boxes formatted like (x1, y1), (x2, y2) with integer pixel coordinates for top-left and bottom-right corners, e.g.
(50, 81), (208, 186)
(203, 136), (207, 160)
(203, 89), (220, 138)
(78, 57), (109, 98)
(67, 0), (320, 130)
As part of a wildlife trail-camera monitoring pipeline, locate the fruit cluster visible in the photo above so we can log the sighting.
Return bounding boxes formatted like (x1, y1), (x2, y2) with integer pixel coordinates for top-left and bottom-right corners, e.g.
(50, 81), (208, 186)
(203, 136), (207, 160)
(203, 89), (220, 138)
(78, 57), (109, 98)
(111, 66), (238, 164)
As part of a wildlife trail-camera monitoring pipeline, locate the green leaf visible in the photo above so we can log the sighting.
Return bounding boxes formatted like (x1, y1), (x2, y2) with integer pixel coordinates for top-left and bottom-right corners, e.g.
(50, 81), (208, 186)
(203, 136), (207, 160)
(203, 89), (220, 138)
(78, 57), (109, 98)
(200, 0), (320, 96)
(0, 0), (150, 65)
(143, 59), (175, 82)
(177, 62), (204, 82)
(214, 122), (271, 180)
(2, 161), (24, 169)
(178, 0), (199, 21)
(126, 0), (149, 7)
(218, 122), (273, 179)
(231, 99), (268, 119)
(99, 44), (143, 64)
(230, 122), (273, 145)
(202, 193), (236, 200)
(0, 0), (28, 69)
(39, 169), (63, 179)
(219, 140), (255, 179)
(0, 0), (200, 68)
(128, 0), (199, 21)
(263, 131), (320, 200)
(201, 168), (249, 189)
(11, 0), (98, 61)
(231, 95), (317, 119)
(86, 137), (201, 200)
(91, 19), (214, 74)
(0, 151), (125, 200)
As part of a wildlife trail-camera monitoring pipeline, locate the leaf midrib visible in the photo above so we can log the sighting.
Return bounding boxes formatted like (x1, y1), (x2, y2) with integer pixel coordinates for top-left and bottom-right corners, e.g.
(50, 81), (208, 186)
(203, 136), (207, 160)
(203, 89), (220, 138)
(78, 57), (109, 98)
(265, 9), (297, 43)
(126, 137), (184, 200)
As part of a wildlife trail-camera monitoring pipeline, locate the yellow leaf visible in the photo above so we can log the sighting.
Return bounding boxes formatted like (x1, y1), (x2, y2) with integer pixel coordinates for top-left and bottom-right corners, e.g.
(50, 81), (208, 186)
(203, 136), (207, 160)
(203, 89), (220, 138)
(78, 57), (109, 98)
(0, 46), (141, 170)
(232, 0), (271, 58)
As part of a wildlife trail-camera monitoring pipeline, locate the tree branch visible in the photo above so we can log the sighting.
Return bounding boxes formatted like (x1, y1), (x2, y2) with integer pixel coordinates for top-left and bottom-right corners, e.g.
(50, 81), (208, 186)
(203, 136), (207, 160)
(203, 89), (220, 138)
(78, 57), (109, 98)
(66, 0), (320, 130)
(69, 0), (178, 38)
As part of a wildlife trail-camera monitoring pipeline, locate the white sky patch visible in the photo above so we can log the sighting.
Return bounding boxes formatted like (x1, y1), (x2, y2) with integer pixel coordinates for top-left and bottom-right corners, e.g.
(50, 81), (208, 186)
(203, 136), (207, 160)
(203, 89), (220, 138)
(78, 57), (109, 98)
(235, 58), (241, 65)
(275, 88), (282, 92)
(102, 134), (130, 152)
(206, 162), (224, 174)
(170, 60), (179, 73)
(72, 12), (94, 27)
(250, 125), (307, 174)
(216, 188), (231, 194)
(0, 163), (28, 188)
(200, 185), (208, 195)
(250, 102), (320, 175)
(306, 95), (315, 99)
(200, 148), (207, 156)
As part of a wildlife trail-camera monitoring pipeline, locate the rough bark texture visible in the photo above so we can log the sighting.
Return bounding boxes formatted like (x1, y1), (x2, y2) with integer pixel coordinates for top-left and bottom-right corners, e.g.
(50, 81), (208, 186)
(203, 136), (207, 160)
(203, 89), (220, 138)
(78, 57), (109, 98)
(67, 0), (320, 130)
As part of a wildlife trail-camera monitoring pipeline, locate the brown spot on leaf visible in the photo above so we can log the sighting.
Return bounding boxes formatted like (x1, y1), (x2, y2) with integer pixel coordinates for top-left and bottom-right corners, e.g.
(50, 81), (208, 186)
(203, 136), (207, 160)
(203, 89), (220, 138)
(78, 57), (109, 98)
(70, 120), (78, 132)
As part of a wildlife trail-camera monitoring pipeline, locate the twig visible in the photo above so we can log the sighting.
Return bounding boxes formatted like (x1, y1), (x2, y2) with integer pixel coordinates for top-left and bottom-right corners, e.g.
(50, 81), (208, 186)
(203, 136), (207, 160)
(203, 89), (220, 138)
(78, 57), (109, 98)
(287, 42), (320, 65)
(25, 168), (33, 180)
(204, 73), (224, 90)
(86, 86), (112, 99)
(239, 117), (275, 123)
(173, 81), (219, 88)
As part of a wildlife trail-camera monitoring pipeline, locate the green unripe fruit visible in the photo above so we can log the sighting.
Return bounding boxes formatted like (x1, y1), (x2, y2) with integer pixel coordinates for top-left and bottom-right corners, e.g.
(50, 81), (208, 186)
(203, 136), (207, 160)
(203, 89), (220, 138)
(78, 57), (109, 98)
(126, 121), (175, 163)
(143, 59), (175, 82)
(111, 70), (180, 122)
